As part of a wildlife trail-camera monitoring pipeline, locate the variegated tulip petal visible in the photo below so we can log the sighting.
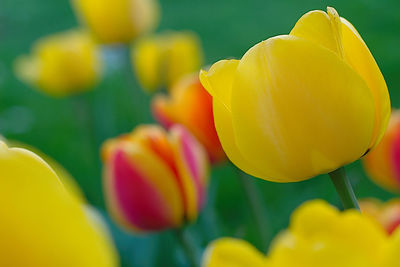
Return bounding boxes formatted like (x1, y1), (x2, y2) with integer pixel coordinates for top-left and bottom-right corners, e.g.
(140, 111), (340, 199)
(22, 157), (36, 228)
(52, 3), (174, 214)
(170, 125), (209, 221)
(231, 35), (374, 181)
(202, 238), (269, 267)
(0, 142), (118, 266)
(104, 144), (183, 232)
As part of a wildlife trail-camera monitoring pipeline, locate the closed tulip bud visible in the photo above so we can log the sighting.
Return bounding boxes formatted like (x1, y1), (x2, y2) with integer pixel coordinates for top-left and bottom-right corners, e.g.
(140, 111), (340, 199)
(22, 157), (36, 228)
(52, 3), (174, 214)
(101, 124), (209, 232)
(363, 111), (400, 192)
(133, 31), (203, 92)
(0, 141), (118, 266)
(71, 0), (159, 44)
(200, 7), (390, 182)
(152, 74), (225, 163)
(360, 198), (400, 235)
(14, 30), (102, 97)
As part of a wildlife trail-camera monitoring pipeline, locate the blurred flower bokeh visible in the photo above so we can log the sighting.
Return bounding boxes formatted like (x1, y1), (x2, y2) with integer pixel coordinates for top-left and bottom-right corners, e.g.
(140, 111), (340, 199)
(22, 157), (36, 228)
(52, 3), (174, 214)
(2, 0), (400, 266)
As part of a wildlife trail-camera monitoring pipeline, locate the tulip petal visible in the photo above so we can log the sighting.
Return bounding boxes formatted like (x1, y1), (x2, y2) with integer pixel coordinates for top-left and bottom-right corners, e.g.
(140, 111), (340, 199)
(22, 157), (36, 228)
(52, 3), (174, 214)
(341, 18), (391, 148)
(200, 60), (269, 178)
(170, 125), (209, 221)
(200, 59), (239, 111)
(290, 10), (341, 55)
(202, 238), (269, 267)
(0, 142), (118, 266)
(231, 35), (375, 181)
(104, 144), (184, 232)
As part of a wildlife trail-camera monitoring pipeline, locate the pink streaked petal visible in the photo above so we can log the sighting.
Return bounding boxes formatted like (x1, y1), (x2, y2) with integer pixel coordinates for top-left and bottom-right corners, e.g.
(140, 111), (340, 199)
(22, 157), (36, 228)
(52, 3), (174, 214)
(109, 149), (176, 231)
(172, 125), (209, 213)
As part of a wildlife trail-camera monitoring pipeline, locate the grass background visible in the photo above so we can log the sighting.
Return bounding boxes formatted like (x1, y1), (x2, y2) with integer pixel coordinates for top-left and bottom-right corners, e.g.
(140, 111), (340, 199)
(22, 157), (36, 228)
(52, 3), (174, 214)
(0, 0), (399, 266)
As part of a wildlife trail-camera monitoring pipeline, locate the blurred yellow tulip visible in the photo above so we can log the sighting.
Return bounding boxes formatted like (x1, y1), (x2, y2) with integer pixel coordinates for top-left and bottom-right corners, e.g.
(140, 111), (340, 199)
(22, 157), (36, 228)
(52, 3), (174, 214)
(14, 30), (102, 97)
(203, 200), (396, 267)
(133, 31), (203, 92)
(72, 0), (160, 44)
(0, 141), (118, 266)
(363, 110), (400, 192)
(200, 7), (390, 182)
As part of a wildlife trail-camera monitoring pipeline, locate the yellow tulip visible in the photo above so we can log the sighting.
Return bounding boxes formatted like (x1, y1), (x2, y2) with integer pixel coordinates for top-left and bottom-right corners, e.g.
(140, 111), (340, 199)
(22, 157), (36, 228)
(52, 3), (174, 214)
(133, 31), (203, 92)
(200, 7), (390, 182)
(72, 0), (160, 44)
(0, 141), (118, 266)
(15, 30), (102, 97)
(203, 200), (392, 267)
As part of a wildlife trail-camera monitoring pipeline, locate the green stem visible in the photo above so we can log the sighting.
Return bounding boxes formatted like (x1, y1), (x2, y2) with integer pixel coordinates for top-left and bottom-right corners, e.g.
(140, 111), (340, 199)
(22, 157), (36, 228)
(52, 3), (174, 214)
(328, 167), (360, 210)
(236, 169), (269, 251)
(174, 228), (198, 267)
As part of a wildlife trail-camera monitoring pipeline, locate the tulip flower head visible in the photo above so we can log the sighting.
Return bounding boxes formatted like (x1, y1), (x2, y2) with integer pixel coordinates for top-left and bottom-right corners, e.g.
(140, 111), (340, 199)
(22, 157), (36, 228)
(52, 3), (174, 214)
(72, 0), (160, 44)
(0, 141), (118, 266)
(360, 198), (400, 235)
(200, 7), (390, 182)
(203, 200), (400, 267)
(363, 111), (400, 192)
(152, 73), (225, 163)
(14, 30), (102, 97)
(101, 124), (209, 232)
(133, 31), (203, 92)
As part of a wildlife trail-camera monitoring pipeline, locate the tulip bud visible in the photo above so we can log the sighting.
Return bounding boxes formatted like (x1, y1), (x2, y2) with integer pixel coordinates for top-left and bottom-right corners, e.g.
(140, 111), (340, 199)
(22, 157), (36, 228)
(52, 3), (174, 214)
(101, 124), (209, 232)
(14, 30), (102, 97)
(0, 141), (118, 266)
(363, 111), (400, 192)
(360, 198), (400, 235)
(200, 7), (390, 182)
(152, 74), (225, 163)
(71, 0), (160, 44)
(133, 31), (203, 92)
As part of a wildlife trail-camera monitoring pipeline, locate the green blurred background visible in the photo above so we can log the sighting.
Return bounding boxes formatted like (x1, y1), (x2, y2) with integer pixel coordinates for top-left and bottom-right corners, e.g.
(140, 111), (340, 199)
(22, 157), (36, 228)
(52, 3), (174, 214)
(0, 0), (398, 266)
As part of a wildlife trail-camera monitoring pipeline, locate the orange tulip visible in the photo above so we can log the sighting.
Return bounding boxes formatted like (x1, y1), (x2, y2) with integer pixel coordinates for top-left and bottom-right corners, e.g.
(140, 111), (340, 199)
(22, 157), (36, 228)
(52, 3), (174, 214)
(152, 74), (225, 163)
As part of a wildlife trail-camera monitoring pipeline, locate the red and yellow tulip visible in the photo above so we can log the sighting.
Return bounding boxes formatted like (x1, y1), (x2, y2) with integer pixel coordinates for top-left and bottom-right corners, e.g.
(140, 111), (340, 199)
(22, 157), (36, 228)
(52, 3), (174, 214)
(71, 0), (160, 44)
(200, 7), (390, 182)
(363, 111), (400, 192)
(101, 124), (209, 232)
(0, 141), (118, 266)
(360, 198), (400, 235)
(152, 74), (225, 163)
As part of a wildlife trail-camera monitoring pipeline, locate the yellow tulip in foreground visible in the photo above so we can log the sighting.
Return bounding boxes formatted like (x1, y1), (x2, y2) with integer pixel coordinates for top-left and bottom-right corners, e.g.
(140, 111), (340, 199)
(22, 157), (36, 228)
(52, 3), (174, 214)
(0, 141), (118, 266)
(133, 31), (203, 92)
(72, 0), (159, 44)
(200, 7), (390, 182)
(203, 200), (400, 267)
(15, 30), (102, 97)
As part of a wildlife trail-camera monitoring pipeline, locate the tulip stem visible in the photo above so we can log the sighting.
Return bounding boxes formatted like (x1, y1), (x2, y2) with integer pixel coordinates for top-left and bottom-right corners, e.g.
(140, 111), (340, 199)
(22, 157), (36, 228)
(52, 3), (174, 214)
(328, 167), (360, 210)
(174, 228), (198, 267)
(237, 169), (269, 251)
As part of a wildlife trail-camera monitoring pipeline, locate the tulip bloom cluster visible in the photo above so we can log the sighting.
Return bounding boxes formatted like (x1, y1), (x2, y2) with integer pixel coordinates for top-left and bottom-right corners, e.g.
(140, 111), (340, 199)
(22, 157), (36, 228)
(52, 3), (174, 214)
(200, 7), (390, 182)
(152, 74), (225, 163)
(14, 30), (102, 97)
(101, 124), (209, 232)
(361, 198), (400, 235)
(363, 111), (400, 192)
(203, 200), (400, 267)
(72, 0), (160, 44)
(0, 141), (118, 266)
(133, 31), (203, 92)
